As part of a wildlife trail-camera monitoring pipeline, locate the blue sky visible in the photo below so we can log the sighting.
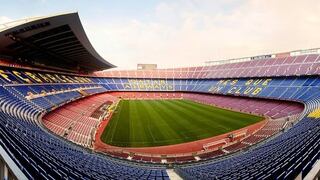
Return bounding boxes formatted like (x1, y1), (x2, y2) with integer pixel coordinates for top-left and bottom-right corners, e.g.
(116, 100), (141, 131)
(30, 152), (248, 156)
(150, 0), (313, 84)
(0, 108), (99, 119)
(1, 0), (320, 69)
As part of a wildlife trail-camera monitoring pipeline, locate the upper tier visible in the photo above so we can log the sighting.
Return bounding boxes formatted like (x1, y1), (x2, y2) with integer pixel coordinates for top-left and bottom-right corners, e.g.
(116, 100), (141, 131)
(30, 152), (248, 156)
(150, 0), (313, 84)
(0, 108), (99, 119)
(1, 63), (320, 108)
(95, 54), (320, 79)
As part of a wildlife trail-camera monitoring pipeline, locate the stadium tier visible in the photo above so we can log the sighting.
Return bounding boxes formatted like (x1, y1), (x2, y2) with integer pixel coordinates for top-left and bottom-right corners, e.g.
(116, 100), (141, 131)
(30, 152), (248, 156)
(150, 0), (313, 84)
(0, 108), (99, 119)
(94, 54), (320, 78)
(0, 13), (319, 180)
(43, 93), (118, 148)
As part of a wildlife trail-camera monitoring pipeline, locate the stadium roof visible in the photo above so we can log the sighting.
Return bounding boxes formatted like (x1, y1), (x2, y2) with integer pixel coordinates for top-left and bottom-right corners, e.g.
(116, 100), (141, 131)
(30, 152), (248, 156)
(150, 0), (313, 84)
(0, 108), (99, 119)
(0, 12), (115, 72)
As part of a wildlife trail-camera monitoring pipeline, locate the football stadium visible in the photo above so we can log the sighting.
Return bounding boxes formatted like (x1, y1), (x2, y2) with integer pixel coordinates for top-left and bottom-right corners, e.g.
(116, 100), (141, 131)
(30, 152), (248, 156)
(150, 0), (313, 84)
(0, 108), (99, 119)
(0, 7), (320, 180)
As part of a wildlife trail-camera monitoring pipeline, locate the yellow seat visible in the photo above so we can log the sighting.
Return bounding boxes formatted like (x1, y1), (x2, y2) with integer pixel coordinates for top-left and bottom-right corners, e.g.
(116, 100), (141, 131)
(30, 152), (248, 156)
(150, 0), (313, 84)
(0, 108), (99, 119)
(308, 108), (320, 118)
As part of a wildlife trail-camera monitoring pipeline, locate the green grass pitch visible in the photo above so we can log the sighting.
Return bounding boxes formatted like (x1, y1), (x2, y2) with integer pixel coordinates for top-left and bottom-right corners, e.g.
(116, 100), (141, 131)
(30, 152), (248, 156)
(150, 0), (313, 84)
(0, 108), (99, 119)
(100, 99), (263, 147)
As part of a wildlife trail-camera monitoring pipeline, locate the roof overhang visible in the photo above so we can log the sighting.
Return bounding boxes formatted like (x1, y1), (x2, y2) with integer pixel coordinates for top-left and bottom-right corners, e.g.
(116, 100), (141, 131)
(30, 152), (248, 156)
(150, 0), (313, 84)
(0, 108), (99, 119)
(0, 12), (115, 72)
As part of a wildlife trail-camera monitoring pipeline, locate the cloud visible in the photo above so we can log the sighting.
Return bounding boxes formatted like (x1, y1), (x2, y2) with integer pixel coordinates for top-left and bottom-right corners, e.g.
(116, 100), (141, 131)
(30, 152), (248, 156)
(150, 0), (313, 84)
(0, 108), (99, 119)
(0, 16), (12, 24)
(85, 0), (320, 69)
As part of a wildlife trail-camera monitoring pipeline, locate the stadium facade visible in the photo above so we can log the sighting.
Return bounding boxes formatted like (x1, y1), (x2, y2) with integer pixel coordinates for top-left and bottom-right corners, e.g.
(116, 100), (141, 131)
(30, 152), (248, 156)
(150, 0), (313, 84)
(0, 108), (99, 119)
(0, 13), (319, 180)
